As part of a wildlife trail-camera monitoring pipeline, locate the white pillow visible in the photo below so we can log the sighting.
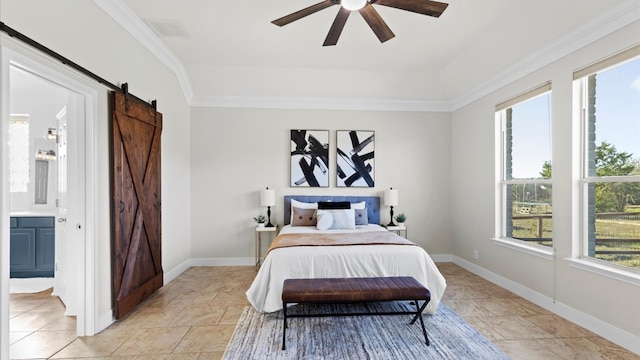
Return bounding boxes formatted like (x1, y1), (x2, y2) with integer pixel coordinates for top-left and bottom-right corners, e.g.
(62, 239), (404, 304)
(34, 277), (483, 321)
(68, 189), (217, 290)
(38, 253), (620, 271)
(316, 209), (356, 230)
(316, 210), (333, 230)
(350, 201), (366, 210)
(290, 199), (318, 224)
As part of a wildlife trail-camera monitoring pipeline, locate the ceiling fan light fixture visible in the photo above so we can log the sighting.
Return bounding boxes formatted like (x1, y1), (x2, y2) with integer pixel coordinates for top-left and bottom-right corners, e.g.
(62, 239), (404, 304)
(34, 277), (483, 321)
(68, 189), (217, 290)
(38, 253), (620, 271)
(341, 0), (367, 11)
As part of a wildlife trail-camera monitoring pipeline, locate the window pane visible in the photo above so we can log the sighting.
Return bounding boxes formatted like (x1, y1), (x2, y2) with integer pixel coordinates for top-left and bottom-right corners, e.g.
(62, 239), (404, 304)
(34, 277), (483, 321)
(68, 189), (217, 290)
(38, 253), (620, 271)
(9, 115), (30, 193)
(586, 182), (640, 268)
(587, 58), (640, 173)
(508, 92), (552, 180)
(507, 183), (553, 247)
(584, 57), (640, 269)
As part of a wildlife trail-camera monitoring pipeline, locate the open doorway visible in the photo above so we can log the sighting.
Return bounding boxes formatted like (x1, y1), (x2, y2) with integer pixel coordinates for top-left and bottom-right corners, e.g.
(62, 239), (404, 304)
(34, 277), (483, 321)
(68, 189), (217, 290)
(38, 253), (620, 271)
(2, 45), (99, 356)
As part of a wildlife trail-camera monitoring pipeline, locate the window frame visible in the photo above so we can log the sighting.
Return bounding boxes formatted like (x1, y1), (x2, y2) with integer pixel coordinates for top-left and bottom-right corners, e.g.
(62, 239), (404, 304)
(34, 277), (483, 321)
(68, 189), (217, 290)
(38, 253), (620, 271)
(495, 83), (555, 257)
(575, 49), (640, 273)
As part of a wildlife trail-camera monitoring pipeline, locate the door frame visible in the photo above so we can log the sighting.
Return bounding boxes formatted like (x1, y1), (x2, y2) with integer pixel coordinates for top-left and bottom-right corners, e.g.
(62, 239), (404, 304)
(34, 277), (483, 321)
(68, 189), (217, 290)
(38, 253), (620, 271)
(1, 43), (99, 357)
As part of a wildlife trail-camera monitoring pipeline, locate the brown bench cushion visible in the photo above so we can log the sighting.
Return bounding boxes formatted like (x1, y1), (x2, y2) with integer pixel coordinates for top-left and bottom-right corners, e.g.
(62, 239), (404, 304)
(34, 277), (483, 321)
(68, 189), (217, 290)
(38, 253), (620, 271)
(282, 276), (430, 303)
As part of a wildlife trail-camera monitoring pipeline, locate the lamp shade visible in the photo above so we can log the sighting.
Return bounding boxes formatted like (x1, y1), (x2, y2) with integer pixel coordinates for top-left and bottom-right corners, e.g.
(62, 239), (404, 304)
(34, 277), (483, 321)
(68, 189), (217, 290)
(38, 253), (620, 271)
(260, 187), (275, 207)
(384, 188), (398, 206)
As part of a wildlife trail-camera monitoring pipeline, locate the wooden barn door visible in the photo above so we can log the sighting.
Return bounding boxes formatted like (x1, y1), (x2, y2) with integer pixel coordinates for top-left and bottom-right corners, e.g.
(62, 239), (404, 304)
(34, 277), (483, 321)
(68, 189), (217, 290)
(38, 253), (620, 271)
(111, 90), (163, 319)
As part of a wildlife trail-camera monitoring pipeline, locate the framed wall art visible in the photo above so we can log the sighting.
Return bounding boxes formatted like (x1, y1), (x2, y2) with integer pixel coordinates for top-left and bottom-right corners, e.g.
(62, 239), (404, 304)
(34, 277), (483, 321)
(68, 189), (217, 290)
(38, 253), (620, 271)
(336, 130), (375, 187)
(290, 129), (329, 187)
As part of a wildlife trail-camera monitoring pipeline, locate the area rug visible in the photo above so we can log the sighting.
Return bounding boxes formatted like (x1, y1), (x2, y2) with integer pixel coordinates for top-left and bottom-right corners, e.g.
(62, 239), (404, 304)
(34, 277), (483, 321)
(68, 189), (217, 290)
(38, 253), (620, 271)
(222, 302), (510, 359)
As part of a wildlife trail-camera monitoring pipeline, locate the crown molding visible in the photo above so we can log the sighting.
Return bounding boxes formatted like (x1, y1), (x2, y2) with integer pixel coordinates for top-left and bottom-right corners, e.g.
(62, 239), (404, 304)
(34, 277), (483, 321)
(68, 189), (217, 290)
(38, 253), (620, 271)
(94, 0), (638, 113)
(92, 0), (193, 101)
(191, 95), (452, 112)
(450, 0), (640, 111)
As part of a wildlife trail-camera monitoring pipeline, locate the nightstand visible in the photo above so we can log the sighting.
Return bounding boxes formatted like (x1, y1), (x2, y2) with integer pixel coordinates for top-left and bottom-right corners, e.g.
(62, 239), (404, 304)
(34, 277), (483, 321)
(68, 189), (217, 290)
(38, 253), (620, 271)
(255, 225), (278, 267)
(383, 224), (407, 239)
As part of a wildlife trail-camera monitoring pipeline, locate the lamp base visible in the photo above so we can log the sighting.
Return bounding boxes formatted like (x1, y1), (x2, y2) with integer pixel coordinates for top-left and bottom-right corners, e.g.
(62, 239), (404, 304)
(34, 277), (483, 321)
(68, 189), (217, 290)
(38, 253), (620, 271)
(387, 205), (395, 227)
(266, 206), (274, 227)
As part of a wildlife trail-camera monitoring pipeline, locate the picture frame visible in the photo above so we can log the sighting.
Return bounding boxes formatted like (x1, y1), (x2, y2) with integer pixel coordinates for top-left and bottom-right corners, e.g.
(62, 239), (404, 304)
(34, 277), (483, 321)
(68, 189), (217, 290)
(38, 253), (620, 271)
(336, 130), (375, 187)
(290, 129), (329, 187)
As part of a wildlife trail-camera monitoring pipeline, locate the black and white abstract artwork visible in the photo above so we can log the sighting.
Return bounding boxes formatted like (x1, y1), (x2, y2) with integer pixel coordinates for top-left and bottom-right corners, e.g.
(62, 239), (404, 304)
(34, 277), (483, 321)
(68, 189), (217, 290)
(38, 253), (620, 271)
(336, 130), (375, 187)
(290, 130), (329, 187)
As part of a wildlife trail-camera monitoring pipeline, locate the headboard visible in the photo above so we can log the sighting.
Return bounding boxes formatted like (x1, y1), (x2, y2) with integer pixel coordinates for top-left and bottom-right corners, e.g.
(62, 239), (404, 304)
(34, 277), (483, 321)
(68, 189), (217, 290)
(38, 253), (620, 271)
(284, 195), (380, 226)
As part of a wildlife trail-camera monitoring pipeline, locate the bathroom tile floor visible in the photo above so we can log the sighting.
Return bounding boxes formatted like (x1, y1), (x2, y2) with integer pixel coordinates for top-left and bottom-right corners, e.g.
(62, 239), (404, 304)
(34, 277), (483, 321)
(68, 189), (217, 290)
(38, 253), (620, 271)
(8, 263), (639, 359)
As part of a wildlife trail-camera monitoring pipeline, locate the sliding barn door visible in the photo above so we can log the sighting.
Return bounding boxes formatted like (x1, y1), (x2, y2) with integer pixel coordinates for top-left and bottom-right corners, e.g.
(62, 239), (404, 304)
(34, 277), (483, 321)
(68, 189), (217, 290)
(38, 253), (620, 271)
(111, 91), (163, 319)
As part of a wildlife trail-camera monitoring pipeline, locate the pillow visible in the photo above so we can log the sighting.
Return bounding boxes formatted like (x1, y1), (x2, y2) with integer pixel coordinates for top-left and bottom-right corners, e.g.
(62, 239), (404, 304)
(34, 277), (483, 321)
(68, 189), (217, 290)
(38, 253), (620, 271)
(291, 207), (317, 226)
(316, 210), (333, 230)
(290, 199), (318, 224)
(350, 201), (366, 210)
(329, 209), (356, 229)
(354, 208), (369, 225)
(316, 209), (356, 230)
(317, 201), (351, 210)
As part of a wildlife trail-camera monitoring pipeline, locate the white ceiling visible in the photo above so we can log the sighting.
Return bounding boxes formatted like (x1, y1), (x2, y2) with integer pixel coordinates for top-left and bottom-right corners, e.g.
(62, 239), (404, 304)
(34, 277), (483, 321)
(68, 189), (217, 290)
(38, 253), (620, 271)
(100, 0), (638, 109)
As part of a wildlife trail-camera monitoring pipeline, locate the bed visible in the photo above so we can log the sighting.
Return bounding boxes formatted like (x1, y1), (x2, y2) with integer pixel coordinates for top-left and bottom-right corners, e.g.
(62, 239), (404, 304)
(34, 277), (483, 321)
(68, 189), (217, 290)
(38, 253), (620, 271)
(245, 195), (447, 314)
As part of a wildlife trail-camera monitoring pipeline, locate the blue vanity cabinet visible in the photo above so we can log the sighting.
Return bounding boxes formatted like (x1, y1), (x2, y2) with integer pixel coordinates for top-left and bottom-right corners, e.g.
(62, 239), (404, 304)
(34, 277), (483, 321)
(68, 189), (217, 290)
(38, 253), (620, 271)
(10, 216), (55, 278)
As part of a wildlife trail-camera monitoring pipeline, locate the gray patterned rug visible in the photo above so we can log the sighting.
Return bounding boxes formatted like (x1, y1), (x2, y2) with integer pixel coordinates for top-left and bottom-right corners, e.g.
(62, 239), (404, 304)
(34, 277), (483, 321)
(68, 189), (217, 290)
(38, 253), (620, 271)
(223, 302), (510, 359)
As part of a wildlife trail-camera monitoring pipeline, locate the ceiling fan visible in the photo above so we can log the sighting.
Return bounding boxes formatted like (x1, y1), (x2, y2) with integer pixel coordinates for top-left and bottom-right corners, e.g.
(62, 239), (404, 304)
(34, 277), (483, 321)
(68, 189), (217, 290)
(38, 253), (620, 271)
(272, 0), (449, 46)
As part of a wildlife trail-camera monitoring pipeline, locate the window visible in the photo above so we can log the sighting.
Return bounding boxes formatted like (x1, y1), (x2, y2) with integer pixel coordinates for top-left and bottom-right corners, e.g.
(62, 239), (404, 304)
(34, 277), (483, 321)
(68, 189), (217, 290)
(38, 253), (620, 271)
(576, 46), (640, 270)
(9, 114), (30, 193)
(496, 83), (553, 248)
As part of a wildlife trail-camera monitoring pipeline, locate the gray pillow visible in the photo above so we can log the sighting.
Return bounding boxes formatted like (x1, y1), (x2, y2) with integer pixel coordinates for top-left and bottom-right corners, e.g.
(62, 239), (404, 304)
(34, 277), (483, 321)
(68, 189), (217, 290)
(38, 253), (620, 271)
(354, 208), (368, 225)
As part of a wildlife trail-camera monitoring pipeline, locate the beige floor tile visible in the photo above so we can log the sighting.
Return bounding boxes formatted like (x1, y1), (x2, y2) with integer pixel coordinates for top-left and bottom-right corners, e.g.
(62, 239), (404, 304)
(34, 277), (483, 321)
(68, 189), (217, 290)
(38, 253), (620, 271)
(124, 305), (184, 329)
(537, 337), (640, 360)
(170, 304), (226, 327)
(444, 299), (496, 317)
(9, 330), (76, 359)
(217, 305), (247, 326)
(524, 314), (595, 338)
(9, 331), (31, 345)
(197, 352), (225, 360)
(586, 337), (640, 359)
(441, 284), (490, 300)
(173, 325), (237, 353)
(111, 326), (191, 356)
(50, 327), (141, 358)
(10, 310), (66, 332)
(463, 316), (507, 341)
(135, 354), (200, 360)
(494, 339), (563, 359)
(40, 315), (76, 331)
(481, 298), (540, 316)
(477, 316), (554, 340)
(9, 298), (50, 313)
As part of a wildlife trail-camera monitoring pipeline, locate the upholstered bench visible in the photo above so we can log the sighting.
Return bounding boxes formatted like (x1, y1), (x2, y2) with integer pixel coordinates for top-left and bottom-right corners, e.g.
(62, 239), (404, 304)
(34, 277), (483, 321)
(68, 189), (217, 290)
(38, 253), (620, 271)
(281, 276), (431, 350)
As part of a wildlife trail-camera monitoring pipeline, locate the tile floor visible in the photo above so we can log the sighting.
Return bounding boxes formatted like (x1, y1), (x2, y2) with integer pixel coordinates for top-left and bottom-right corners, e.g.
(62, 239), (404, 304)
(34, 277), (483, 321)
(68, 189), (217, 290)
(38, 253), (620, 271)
(8, 263), (640, 359)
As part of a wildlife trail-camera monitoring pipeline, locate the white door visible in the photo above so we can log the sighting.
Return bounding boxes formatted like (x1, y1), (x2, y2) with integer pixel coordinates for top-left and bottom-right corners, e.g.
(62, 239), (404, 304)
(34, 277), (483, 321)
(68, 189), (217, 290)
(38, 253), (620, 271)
(53, 107), (69, 309)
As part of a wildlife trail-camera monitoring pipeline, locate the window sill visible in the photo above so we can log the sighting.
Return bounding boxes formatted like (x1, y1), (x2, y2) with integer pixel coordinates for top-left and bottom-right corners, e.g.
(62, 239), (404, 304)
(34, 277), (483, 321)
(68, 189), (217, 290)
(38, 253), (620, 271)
(566, 258), (640, 286)
(491, 238), (554, 261)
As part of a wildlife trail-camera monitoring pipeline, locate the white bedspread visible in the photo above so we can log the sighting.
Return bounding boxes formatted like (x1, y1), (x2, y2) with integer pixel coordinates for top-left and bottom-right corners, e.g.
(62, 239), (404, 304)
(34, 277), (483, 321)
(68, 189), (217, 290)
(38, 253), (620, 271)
(246, 225), (447, 314)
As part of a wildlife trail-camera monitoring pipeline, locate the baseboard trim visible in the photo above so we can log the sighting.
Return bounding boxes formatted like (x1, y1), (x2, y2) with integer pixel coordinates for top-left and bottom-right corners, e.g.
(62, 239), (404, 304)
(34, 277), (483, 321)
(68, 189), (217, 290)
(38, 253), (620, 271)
(452, 256), (640, 355)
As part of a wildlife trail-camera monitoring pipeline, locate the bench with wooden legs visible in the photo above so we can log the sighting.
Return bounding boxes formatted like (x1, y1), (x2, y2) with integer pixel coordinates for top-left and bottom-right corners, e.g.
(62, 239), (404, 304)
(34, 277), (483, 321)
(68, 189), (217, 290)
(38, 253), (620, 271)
(281, 276), (431, 350)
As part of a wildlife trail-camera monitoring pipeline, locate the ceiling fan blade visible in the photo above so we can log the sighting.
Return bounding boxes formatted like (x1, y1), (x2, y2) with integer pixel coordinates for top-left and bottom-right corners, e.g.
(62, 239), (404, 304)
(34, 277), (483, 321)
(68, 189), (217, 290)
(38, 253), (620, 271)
(272, 0), (336, 27)
(323, 7), (351, 46)
(359, 5), (395, 43)
(374, 0), (449, 17)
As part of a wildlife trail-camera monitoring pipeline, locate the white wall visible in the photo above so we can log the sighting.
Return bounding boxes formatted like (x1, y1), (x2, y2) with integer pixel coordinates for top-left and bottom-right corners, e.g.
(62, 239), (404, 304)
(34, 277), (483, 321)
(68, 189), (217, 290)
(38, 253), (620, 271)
(189, 107), (453, 261)
(450, 21), (640, 349)
(1, 0), (192, 333)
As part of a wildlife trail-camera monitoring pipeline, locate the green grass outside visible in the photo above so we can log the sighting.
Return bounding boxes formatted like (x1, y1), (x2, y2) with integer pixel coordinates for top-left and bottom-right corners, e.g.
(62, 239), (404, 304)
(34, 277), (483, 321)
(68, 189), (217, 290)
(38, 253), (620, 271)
(511, 215), (640, 269)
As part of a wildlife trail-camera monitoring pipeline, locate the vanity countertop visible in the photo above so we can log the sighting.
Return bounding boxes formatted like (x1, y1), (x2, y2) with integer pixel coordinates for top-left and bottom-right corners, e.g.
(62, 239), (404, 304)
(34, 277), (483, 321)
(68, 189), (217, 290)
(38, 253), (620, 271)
(10, 212), (56, 217)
